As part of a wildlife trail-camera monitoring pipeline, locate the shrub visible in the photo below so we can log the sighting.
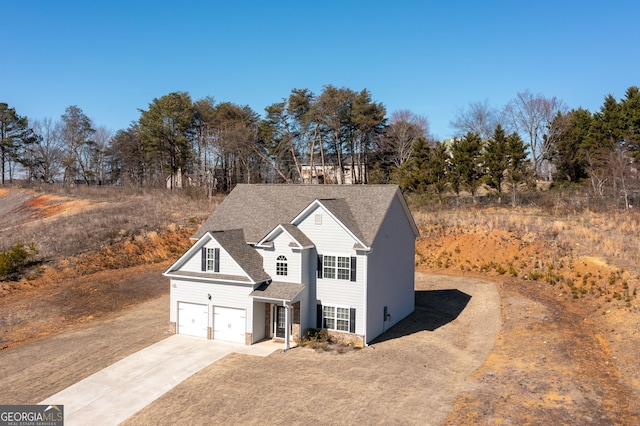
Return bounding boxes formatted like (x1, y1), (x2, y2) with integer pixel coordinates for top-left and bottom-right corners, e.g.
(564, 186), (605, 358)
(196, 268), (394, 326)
(295, 328), (359, 353)
(0, 242), (38, 280)
(528, 270), (544, 281)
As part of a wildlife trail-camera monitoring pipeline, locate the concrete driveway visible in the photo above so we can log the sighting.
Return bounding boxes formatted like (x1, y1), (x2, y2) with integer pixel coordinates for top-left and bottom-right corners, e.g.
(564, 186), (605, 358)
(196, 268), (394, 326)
(40, 335), (280, 425)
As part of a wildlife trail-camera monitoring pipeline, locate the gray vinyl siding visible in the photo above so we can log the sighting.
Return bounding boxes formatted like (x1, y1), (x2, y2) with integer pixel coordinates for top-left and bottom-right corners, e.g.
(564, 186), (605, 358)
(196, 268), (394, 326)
(259, 232), (302, 283)
(297, 205), (366, 334)
(296, 205), (361, 251)
(180, 240), (246, 277)
(365, 195), (416, 342)
(169, 278), (254, 333)
(315, 264), (366, 333)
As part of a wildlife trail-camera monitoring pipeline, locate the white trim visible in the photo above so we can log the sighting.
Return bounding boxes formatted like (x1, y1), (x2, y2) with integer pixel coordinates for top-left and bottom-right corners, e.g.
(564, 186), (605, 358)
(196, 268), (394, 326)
(164, 233), (212, 274)
(363, 251), (368, 345)
(163, 231), (256, 284)
(164, 273), (254, 285)
(276, 255), (288, 276)
(256, 224), (314, 249)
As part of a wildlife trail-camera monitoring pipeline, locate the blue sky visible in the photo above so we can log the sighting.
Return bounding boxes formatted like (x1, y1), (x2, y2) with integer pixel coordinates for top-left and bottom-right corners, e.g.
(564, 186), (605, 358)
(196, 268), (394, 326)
(2, 0), (639, 140)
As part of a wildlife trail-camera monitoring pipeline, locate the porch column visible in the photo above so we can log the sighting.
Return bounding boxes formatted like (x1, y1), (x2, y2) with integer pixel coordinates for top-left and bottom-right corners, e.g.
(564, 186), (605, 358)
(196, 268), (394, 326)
(284, 301), (290, 351)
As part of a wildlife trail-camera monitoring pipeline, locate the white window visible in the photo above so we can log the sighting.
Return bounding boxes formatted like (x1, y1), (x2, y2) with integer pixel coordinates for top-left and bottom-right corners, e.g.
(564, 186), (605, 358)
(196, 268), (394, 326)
(323, 255), (336, 279)
(206, 248), (216, 271)
(323, 305), (351, 332)
(276, 255), (288, 276)
(203, 247), (219, 272)
(337, 256), (350, 280)
(321, 255), (353, 281)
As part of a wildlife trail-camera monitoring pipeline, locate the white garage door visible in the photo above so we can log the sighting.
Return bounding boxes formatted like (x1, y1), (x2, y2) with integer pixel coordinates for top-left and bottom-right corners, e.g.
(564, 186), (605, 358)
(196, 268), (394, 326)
(213, 306), (246, 343)
(177, 302), (208, 338)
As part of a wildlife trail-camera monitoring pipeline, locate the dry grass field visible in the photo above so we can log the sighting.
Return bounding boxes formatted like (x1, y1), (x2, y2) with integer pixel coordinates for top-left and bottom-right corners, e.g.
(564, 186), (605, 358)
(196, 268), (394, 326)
(412, 206), (640, 424)
(0, 185), (216, 347)
(1, 185), (640, 423)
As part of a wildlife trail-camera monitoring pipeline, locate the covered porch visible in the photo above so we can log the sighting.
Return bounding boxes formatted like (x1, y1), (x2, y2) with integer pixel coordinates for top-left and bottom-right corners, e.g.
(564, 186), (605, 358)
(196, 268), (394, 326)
(250, 281), (304, 351)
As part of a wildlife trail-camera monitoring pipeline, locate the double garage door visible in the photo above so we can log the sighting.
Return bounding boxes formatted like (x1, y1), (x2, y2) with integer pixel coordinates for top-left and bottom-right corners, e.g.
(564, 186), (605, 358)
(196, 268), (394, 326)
(177, 302), (245, 343)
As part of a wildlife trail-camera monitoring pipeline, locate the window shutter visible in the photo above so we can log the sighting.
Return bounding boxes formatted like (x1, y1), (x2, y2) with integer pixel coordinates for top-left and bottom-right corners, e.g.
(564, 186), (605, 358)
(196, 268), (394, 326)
(317, 304), (323, 328)
(317, 254), (323, 279)
(214, 248), (220, 272)
(349, 308), (356, 333)
(350, 257), (357, 282)
(201, 247), (207, 271)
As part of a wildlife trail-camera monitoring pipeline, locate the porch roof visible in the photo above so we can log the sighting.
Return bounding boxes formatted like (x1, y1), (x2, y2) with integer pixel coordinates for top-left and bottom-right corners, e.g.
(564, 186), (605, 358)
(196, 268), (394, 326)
(250, 280), (304, 302)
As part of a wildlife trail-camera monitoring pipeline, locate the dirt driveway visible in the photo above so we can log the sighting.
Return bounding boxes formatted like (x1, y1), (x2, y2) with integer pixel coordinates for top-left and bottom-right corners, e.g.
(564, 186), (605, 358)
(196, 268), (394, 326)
(1, 273), (500, 425)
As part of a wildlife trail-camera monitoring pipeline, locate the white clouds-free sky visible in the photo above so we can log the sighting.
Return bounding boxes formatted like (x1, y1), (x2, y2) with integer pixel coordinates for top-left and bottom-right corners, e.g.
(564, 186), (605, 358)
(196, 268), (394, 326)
(2, 0), (638, 140)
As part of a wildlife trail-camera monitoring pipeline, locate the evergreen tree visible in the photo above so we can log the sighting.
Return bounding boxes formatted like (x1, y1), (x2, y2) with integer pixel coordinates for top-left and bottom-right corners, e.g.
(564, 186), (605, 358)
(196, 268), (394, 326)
(426, 141), (449, 202)
(504, 132), (532, 206)
(483, 124), (508, 193)
(621, 86), (640, 159)
(547, 108), (592, 182)
(391, 137), (430, 192)
(449, 132), (484, 199)
(138, 92), (195, 188)
(0, 103), (36, 184)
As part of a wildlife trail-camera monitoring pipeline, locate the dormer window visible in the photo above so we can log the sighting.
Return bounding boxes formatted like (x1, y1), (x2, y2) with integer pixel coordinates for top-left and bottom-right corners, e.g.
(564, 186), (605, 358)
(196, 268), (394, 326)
(276, 255), (288, 276)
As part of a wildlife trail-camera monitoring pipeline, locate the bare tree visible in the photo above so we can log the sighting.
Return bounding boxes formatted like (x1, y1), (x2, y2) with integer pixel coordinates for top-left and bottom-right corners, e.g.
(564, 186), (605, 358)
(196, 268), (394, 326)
(504, 90), (566, 177)
(450, 99), (500, 140)
(380, 109), (430, 168)
(93, 126), (112, 184)
(30, 118), (64, 182)
(193, 97), (219, 195)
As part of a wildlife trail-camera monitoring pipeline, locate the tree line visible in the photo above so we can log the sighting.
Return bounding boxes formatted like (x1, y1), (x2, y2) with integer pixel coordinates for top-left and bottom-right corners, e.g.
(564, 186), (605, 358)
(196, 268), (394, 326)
(1, 85), (639, 205)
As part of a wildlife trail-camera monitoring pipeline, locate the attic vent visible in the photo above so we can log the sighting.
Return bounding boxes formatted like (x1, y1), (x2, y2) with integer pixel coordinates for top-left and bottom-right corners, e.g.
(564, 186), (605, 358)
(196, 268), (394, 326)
(315, 214), (322, 225)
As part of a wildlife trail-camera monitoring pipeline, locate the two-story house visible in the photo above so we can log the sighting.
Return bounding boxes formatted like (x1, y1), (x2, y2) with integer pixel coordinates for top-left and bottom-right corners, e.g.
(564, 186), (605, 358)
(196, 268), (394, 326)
(164, 184), (418, 347)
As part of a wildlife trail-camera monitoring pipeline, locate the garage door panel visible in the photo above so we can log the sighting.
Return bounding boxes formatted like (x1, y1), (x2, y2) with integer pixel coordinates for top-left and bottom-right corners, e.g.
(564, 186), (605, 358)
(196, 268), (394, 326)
(213, 306), (246, 343)
(178, 302), (208, 338)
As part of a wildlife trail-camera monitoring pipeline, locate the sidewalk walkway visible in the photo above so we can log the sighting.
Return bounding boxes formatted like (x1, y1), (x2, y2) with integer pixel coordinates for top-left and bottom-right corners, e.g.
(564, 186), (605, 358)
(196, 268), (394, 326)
(40, 335), (280, 425)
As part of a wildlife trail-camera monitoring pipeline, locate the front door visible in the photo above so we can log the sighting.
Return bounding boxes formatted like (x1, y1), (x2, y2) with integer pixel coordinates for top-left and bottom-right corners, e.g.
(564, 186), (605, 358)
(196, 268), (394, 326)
(276, 305), (286, 338)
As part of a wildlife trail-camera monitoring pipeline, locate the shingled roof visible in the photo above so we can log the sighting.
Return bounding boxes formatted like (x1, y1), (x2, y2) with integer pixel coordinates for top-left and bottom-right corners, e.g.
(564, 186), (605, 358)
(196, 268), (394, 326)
(209, 229), (270, 283)
(194, 184), (409, 246)
(249, 280), (304, 302)
(276, 223), (314, 248)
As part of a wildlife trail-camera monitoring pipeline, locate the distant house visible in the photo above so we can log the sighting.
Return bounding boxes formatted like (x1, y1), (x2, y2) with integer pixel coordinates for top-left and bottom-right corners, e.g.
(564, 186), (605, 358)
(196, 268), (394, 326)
(164, 184), (418, 347)
(300, 161), (366, 184)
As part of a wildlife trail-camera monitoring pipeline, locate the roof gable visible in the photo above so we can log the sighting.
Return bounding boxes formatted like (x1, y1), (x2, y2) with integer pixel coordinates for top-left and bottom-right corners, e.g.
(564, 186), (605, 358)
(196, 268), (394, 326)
(194, 184), (412, 246)
(165, 229), (269, 284)
(257, 223), (314, 249)
(291, 199), (367, 248)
